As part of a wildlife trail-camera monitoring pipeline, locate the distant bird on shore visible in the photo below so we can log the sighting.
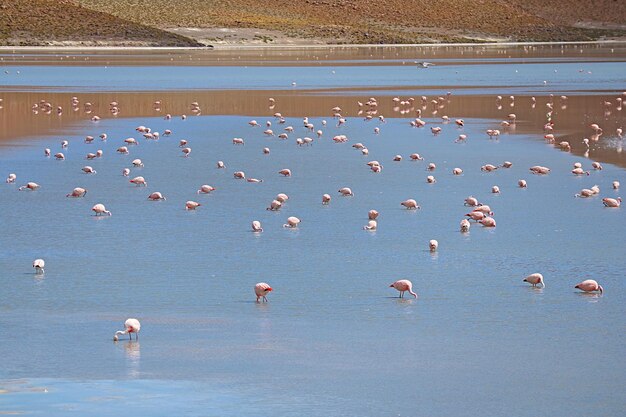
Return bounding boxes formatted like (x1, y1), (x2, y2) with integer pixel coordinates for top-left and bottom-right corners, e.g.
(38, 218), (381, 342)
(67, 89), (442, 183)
(415, 61), (435, 68)
(113, 318), (141, 341)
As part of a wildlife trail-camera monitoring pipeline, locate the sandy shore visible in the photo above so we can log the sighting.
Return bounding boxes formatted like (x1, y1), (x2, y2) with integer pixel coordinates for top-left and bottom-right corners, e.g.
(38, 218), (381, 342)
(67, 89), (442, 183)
(1, 40), (625, 52)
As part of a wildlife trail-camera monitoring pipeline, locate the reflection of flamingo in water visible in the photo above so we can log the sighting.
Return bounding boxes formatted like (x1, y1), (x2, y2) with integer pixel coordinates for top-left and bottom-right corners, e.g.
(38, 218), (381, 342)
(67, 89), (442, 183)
(114, 318), (141, 341)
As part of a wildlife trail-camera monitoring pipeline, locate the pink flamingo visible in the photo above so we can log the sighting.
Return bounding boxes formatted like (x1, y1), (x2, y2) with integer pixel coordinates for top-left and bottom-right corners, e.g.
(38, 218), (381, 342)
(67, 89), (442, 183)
(92, 203), (111, 216)
(251, 221), (263, 232)
(6, 173), (16, 183)
(523, 273), (545, 288)
(283, 216), (301, 228)
(363, 220), (377, 230)
(255, 283), (273, 302)
(368, 210), (379, 220)
(67, 187), (87, 197)
(185, 201), (201, 210)
(130, 176), (147, 186)
(479, 217), (496, 227)
(113, 318), (141, 341)
(322, 194), (331, 205)
(389, 279), (417, 298)
(401, 199), (420, 209)
(33, 259), (45, 274)
(602, 197), (621, 207)
(575, 279), (603, 294)
(148, 192), (166, 201)
(197, 185), (216, 194)
(338, 187), (353, 196)
(429, 240), (438, 251)
(278, 169), (292, 177)
(18, 182), (40, 191)
(82, 166), (97, 174)
(460, 219), (471, 232)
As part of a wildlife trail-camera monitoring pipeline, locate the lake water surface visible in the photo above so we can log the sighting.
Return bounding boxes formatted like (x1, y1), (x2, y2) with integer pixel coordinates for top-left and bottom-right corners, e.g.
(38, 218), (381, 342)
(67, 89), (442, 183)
(0, 44), (625, 416)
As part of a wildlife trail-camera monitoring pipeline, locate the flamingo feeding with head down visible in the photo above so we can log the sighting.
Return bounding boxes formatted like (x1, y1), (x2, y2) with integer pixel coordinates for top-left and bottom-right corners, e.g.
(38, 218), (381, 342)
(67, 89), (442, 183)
(113, 318), (141, 341)
(575, 279), (603, 294)
(389, 279), (417, 298)
(523, 273), (545, 288)
(255, 283), (273, 302)
(33, 259), (45, 274)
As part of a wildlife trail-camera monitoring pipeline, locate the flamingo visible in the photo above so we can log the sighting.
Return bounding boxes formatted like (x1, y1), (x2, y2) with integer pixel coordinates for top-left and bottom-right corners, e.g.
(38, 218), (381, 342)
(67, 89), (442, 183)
(122, 168), (130, 177)
(132, 159), (144, 167)
(217, 161), (225, 169)
(82, 166), (96, 174)
(464, 196), (480, 207)
(185, 201), (201, 210)
(182, 147), (191, 157)
(530, 166), (550, 175)
(523, 273), (545, 288)
(276, 193), (289, 203)
(427, 175), (436, 183)
(233, 171), (245, 180)
(18, 182), (40, 191)
(6, 173), (16, 183)
(572, 168), (590, 176)
(613, 181), (620, 190)
(251, 221), (263, 232)
(283, 216), (301, 228)
(197, 185), (216, 194)
(278, 169), (292, 177)
(113, 318), (141, 341)
(501, 161), (513, 168)
(33, 259), (45, 274)
(481, 164), (498, 172)
(266, 200), (282, 211)
(410, 153), (424, 161)
(66, 187), (87, 197)
(233, 138), (244, 145)
(55, 152), (65, 160)
(148, 192), (166, 201)
(363, 220), (377, 230)
(479, 217), (496, 227)
(92, 203), (111, 216)
(338, 187), (353, 196)
(429, 240), (438, 252)
(401, 199), (420, 209)
(263, 148), (270, 154)
(453, 168), (463, 175)
(255, 283), (273, 302)
(602, 197), (621, 207)
(130, 176), (147, 186)
(492, 186), (500, 194)
(322, 194), (331, 205)
(574, 279), (603, 294)
(117, 146), (129, 154)
(591, 162), (603, 170)
(389, 279), (417, 298)
(518, 179), (527, 188)
(460, 219), (471, 232)
(368, 210), (379, 220)
(45, 148), (51, 157)
(466, 211), (486, 221)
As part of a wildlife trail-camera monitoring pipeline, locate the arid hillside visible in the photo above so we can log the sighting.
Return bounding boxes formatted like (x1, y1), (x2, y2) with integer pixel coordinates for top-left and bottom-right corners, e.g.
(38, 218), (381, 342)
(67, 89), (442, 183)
(76, 0), (626, 44)
(0, 0), (202, 46)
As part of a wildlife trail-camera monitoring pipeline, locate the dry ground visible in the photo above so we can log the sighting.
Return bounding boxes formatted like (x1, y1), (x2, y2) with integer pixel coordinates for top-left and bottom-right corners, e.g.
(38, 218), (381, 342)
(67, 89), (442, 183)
(77, 0), (626, 45)
(0, 0), (201, 46)
(1, 0), (625, 46)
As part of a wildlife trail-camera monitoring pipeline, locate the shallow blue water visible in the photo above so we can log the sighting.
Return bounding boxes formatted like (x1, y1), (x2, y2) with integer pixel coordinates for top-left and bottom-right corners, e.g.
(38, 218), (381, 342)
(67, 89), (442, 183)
(1, 48), (625, 416)
(1, 61), (625, 95)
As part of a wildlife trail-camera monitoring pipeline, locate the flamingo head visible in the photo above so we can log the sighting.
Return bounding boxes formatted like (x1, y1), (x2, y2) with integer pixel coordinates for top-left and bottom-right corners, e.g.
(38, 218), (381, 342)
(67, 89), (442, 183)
(266, 287), (273, 292)
(113, 335), (119, 342)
